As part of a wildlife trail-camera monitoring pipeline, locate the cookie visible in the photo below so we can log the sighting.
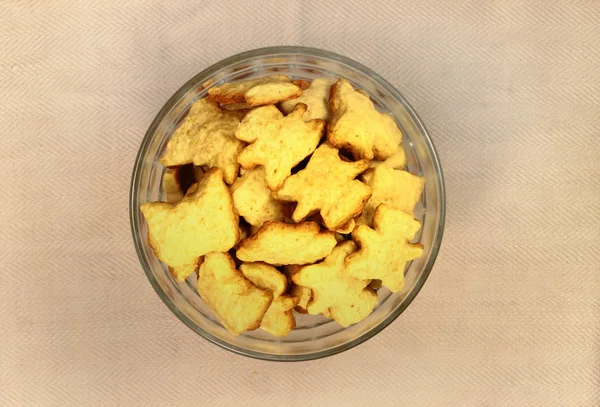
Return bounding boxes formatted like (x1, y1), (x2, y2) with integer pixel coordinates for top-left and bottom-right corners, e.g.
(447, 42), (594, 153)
(368, 279), (383, 290)
(334, 232), (347, 242)
(346, 204), (424, 292)
(140, 168), (239, 271)
(194, 165), (205, 183)
(236, 221), (336, 266)
(240, 262), (298, 337)
(328, 78), (402, 160)
(207, 74), (302, 107)
(162, 164), (199, 204)
(220, 102), (251, 111)
(292, 241), (378, 327)
(358, 165), (424, 226)
(370, 147), (407, 170)
(235, 103), (324, 191)
(160, 99), (244, 184)
(197, 252), (273, 335)
(284, 264), (311, 313)
(335, 218), (356, 234)
(162, 170), (185, 203)
(281, 77), (337, 121)
(237, 222), (249, 244)
(291, 79), (311, 90)
(168, 259), (201, 282)
(230, 167), (287, 227)
(274, 144), (372, 231)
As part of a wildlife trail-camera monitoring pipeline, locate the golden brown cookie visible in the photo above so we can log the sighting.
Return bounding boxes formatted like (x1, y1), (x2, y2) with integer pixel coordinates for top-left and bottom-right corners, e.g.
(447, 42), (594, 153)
(274, 144), (372, 231)
(346, 204), (424, 292)
(207, 74), (302, 107)
(140, 168), (239, 271)
(328, 78), (402, 160)
(235, 103), (324, 191)
(197, 252), (273, 335)
(358, 165), (424, 226)
(230, 167), (286, 227)
(160, 99), (244, 184)
(236, 221), (336, 266)
(240, 262), (298, 337)
(281, 77), (337, 121)
(293, 241), (378, 327)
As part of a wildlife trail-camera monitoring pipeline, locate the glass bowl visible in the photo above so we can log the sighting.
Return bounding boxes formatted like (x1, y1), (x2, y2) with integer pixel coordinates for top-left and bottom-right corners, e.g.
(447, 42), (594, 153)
(130, 46), (445, 361)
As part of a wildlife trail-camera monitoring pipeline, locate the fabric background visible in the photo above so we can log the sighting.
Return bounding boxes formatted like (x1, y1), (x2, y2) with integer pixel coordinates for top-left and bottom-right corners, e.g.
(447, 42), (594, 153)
(1, 1), (599, 406)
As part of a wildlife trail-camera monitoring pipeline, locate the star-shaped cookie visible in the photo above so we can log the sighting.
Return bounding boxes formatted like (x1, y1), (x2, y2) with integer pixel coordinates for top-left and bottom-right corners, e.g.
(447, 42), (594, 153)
(274, 144), (372, 231)
(235, 103), (324, 191)
(327, 78), (402, 160)
(160, 99), (245, 184)
(293, 241), (378, 327)
(346, 204), (424, 292)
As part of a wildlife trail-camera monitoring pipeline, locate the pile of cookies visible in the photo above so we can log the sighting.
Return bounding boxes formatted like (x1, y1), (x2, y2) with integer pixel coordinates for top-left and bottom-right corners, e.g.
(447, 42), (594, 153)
(141, 74), (425, 336)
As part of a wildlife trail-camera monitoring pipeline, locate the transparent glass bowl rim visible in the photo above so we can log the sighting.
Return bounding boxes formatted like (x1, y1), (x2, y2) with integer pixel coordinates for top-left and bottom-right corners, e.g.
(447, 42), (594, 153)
(129, 46), (446, 361)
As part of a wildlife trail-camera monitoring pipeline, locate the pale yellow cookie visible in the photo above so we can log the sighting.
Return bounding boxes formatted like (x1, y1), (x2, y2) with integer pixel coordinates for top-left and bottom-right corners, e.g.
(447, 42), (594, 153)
(260, 296), (299, 336)
(207, 74), (302, 107)
(281, 77), (337, 121)
(334, 232), (347, 242)
(240, 262), (287, 297)
(230, 167), (286, 227)
(284, 264), (311, 314)
(194, 165), (205, 182)
(220, 102), (251, 111)
(335, 219), (356, 234)
(245, 82), (303, 107)
(290, 285), (311, 314)
(293, 241), (378, 327)
(274, 144), (372, 231)
(162, 170), (184, 203)
(346, 204), (424, 292)
(162, 164), (198, 203)
(240, 262), (298, 337)
(237, 223), (249, 245)
(236, 221), (336, 266)
(235, 103), (324, 191)
(140, 168), (239, 271)
(291, 79), (311, 90)
(358, 165), (424, 226)
(370, 147), (407, 170)
(328, 78), (402, 160)
(168, 258), (203, 282)
(369, 279), (383, 290)
(160, 99), (244, 184)
(197, 252), (273, 335)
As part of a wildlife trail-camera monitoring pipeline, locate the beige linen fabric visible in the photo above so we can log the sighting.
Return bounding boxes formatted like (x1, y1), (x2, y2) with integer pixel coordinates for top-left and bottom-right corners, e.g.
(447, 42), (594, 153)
(1, 1), (599, 406)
